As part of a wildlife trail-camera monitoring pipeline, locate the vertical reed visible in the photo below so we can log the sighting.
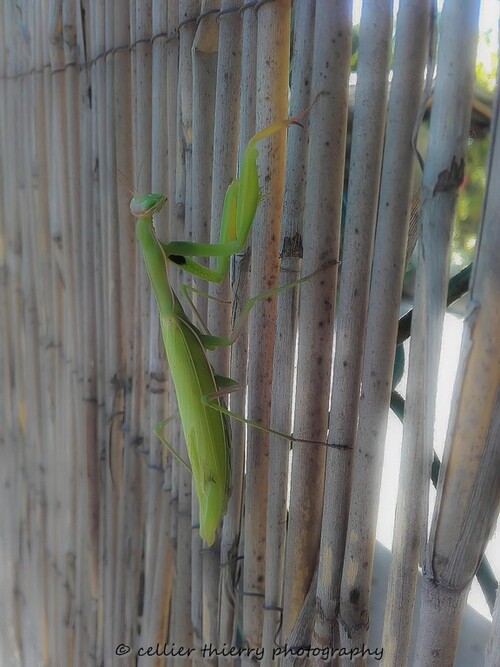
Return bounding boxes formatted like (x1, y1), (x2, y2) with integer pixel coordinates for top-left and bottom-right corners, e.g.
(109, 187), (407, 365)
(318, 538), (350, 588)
(339, 0), (431, 653)
(315, 0), (393, 652)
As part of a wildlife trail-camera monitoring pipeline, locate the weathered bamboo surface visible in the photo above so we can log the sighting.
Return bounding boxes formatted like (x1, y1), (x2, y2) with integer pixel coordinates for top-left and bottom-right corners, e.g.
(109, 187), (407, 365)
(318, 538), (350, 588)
(0, 2), (498, 666)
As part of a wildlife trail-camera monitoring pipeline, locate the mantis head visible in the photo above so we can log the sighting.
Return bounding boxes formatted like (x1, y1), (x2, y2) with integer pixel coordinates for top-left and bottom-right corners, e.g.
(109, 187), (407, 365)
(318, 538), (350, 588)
(130, 193), (167, 218)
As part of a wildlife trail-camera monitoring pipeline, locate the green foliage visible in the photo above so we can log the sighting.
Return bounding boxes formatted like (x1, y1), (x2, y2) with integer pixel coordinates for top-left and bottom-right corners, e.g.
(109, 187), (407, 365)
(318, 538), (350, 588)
(452, 135), (488, 270)
(452, 38), (496, 272)
(476, 29), (498, 93)
(351, 24), (360, 70)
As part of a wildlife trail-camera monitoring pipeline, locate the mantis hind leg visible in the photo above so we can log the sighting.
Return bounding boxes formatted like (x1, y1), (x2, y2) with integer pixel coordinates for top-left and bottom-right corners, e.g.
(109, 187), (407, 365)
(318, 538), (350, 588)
(154, 413), (191, 472)
(154, 376), (241, 470)
(202, 393), (350, 451)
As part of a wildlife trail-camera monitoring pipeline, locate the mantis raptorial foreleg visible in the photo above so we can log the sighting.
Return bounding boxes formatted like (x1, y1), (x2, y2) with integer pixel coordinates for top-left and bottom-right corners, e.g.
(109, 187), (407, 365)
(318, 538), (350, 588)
(161, 96), (323, 283)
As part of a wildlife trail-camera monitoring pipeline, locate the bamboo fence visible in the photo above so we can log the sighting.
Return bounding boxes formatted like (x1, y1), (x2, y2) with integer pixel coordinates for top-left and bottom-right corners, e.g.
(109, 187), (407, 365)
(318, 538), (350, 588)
(0, 1), (498, 666)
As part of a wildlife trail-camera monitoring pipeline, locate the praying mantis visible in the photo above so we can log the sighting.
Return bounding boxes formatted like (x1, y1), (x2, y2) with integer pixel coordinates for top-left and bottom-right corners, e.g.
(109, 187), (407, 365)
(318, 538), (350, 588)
(131, 102), (341, 546)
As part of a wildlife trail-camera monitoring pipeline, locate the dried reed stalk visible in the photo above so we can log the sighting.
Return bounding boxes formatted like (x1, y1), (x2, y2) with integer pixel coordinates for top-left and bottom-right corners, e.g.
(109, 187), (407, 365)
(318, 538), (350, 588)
(339, 0), (431, 652)
(167, 1), (199, 658)
(138, 2), (173, 660)
(414, 42), (500, 662)
(242, 0), (291, 651)
(110, 0), (140, 650)
(189, 4), (217, 657)
(0, 6), (36, 663)
(383, 1), (481, 663)
(219, 4), (257, 651)
(198, 1), (243, 657)
(313, 0), (393, 653)
(262, 3), (315, 655)
(485, 587), (500, 666)
(3, 4), (50, 663)
(282, 1), (351, 645)
(46, 3), (81, 663)
(87, 3), (108, 662)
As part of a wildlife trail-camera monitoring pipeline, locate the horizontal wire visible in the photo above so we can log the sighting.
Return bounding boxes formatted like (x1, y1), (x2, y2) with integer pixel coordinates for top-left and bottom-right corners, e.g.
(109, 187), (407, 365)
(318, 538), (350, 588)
(0, 0), (276, 81)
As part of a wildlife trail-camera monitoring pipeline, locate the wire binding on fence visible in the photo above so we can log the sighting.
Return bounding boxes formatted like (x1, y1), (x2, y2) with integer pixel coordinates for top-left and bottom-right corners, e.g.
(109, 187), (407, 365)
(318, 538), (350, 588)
(0, 0), (277, 81)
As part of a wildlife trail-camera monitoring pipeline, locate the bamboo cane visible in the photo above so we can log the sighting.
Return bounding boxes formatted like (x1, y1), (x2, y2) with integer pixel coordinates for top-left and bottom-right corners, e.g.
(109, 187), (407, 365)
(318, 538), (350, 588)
(242, 0), (291, 652)
(314, 0), (393, 653)
(383, 1), (481, 663)
(282, 0), (351, 644)
(262, 3), (316, 656)
(338, 0), (430, 655)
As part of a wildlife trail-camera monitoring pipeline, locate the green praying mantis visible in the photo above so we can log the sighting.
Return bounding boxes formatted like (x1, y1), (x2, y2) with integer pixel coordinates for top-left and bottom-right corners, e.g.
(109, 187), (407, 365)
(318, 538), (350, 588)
(131, 101), (342, 546)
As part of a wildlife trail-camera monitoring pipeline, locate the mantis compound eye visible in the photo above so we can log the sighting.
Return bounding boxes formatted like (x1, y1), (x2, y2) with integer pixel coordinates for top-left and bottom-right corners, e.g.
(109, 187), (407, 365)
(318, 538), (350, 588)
(169, 254), (187, 266)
